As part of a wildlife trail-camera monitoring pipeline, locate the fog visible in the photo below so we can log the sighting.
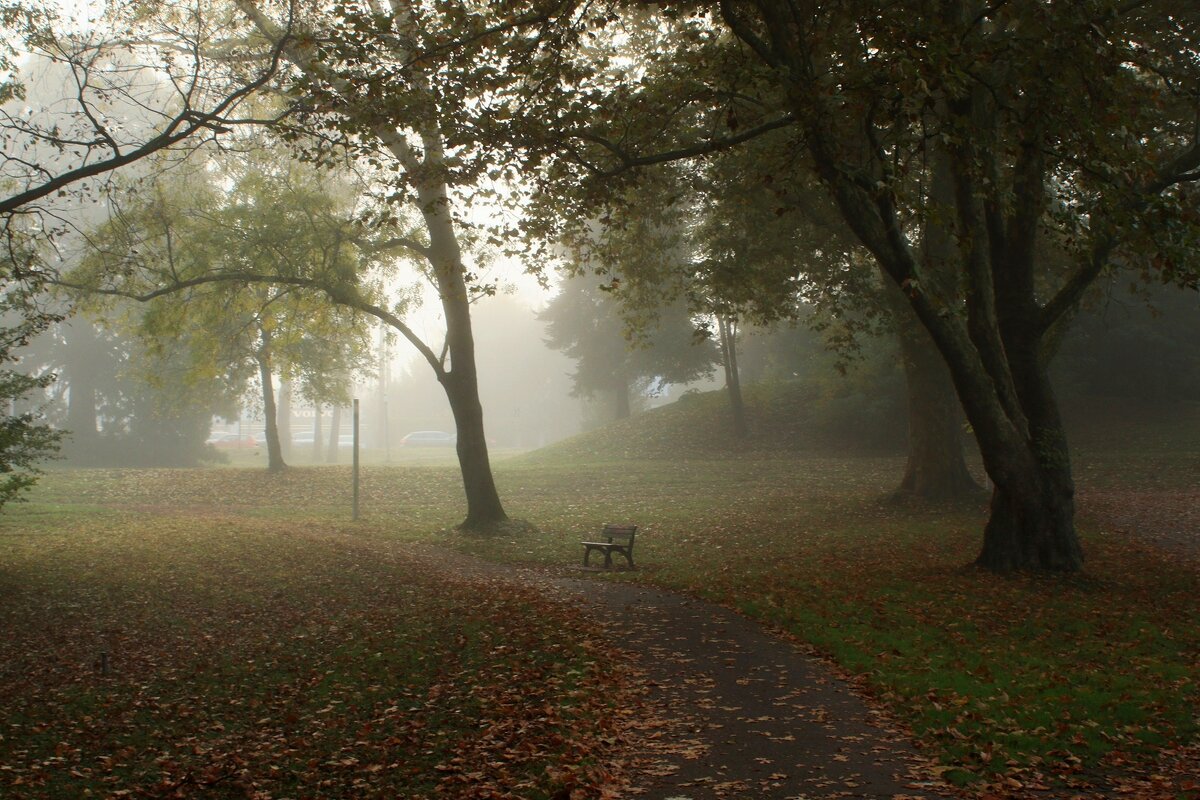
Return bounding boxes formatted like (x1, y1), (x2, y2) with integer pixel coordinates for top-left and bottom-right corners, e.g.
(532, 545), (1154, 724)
(16, 270), (1198, 472)
(5, 1), (1198, 486)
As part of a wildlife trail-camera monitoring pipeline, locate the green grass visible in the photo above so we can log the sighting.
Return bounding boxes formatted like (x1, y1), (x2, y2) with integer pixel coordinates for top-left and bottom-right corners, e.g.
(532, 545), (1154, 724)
(0, 501), (635, 798)
(5, 390), (1199, 796)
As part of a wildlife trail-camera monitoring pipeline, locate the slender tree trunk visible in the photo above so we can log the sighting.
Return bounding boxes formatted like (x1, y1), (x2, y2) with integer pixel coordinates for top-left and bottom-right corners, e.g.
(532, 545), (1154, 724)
(65, 374), (97, 447)
(414, 154), (507, 529)
(277, 379), (292, 460)
(614, 377), (631, 420)
(66, 382), (97, 439)
(256, 332), (286, 472)
(441, 369), (507, 528)
(326, 404), (341, 464)
(717, 314), (748, 438)
(312, 406), (323, 462)
(63, 323), (99, 448)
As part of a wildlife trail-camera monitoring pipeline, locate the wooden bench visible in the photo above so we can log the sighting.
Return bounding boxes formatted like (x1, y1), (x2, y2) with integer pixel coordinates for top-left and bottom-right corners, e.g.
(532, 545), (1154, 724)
(582, 523), (637, 570)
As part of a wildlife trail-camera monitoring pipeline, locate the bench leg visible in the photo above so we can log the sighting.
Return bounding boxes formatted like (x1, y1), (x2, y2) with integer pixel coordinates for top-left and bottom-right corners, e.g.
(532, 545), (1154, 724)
(583, 546), (593, 568)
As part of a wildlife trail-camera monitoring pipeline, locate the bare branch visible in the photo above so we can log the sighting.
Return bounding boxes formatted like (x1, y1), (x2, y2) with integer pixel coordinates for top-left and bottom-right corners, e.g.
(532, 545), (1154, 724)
(574, 114), (798, 177)
(0, 27), (289, 217)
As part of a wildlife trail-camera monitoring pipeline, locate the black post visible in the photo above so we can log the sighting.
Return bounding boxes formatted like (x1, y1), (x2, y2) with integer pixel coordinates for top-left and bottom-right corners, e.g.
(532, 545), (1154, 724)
(352, 398), (360, 521)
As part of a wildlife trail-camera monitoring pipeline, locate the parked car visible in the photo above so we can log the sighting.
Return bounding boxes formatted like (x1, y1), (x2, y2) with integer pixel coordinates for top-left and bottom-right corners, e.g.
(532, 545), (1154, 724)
(400, 430), (456, 447)
(205, 432), (258, 449)
(293, 434), (358, 448)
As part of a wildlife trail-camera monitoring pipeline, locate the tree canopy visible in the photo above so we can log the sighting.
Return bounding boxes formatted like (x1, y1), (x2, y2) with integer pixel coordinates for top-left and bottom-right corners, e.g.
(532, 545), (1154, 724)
(498, 0), (1200, 571)
(3, 0), (1198, 564)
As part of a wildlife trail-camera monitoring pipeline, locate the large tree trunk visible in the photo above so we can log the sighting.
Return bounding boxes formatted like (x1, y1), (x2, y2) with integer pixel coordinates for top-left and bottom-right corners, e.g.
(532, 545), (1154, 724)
(970, 332), (1083, 571)
(973, 412), (1081, 571)
(979, 457), (1079, 571)
(888, 291), (981, 500)
(888, 132), (982, 501)
(256, 332), (286, 472)
(717, 314), (748, 439)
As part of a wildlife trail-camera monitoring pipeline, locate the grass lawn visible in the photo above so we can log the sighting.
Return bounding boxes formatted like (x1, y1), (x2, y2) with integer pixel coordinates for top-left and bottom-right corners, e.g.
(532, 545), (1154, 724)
(3, 408), (1198, 798)
(464, 453), (1200, 797)
(0, 493), (638, 798)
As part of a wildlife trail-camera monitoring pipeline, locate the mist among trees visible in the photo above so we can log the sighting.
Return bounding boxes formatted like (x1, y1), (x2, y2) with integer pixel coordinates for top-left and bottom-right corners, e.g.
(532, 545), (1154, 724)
(0, 0), (1194, 554)
(1, 3), (1199, 797)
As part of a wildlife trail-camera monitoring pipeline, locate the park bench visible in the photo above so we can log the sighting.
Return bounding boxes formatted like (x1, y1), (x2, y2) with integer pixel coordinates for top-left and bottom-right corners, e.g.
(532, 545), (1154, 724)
(581, 523), (638, 570)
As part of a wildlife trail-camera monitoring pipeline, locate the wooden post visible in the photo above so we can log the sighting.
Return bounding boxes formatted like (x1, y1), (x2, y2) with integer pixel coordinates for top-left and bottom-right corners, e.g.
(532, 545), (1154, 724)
(352, 398), (360, 521)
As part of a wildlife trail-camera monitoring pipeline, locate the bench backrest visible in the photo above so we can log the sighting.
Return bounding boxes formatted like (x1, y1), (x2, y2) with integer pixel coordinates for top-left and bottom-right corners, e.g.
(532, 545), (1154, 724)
(602, 523), (637, 544)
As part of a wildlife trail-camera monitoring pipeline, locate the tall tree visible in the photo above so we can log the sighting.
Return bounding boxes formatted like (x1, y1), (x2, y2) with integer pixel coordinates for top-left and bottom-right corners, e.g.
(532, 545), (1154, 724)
(227, 0), (509, 526)
(71, 156), (374, 472)
(507, 1), (1200, 571)
(97, 0), (561, 527)
(707, 1), (1200, 570)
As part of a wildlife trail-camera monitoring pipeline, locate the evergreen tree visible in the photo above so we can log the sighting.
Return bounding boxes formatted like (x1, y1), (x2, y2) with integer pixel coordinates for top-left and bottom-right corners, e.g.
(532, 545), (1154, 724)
(542, 273), (716, 421)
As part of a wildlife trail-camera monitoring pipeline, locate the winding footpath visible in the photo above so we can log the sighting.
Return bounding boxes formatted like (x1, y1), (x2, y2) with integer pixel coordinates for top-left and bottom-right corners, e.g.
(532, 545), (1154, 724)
(425, 544), (953, 800)
(544, 575), (947, 800)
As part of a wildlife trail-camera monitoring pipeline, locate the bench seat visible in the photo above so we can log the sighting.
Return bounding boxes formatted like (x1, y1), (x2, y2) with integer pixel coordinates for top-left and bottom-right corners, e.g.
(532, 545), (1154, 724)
(582, 523), (637, 570)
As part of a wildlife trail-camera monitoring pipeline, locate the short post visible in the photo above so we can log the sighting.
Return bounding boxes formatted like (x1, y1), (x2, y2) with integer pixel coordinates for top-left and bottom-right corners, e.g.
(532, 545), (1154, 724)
(352, 398), (360, 521)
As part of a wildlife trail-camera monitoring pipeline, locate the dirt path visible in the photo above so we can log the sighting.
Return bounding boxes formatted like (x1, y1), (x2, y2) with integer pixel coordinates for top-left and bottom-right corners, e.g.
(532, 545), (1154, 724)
(426, 547), (951, 799)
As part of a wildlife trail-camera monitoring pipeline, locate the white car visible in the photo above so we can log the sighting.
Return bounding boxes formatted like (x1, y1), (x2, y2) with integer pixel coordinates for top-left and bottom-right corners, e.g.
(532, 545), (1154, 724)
(400, 430), (456, 447)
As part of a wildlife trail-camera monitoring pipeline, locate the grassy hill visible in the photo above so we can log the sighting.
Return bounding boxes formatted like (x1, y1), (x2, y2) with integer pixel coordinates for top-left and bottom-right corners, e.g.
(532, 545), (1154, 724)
(526, 380), (907, 462)
(524, 381), (1200, 464)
